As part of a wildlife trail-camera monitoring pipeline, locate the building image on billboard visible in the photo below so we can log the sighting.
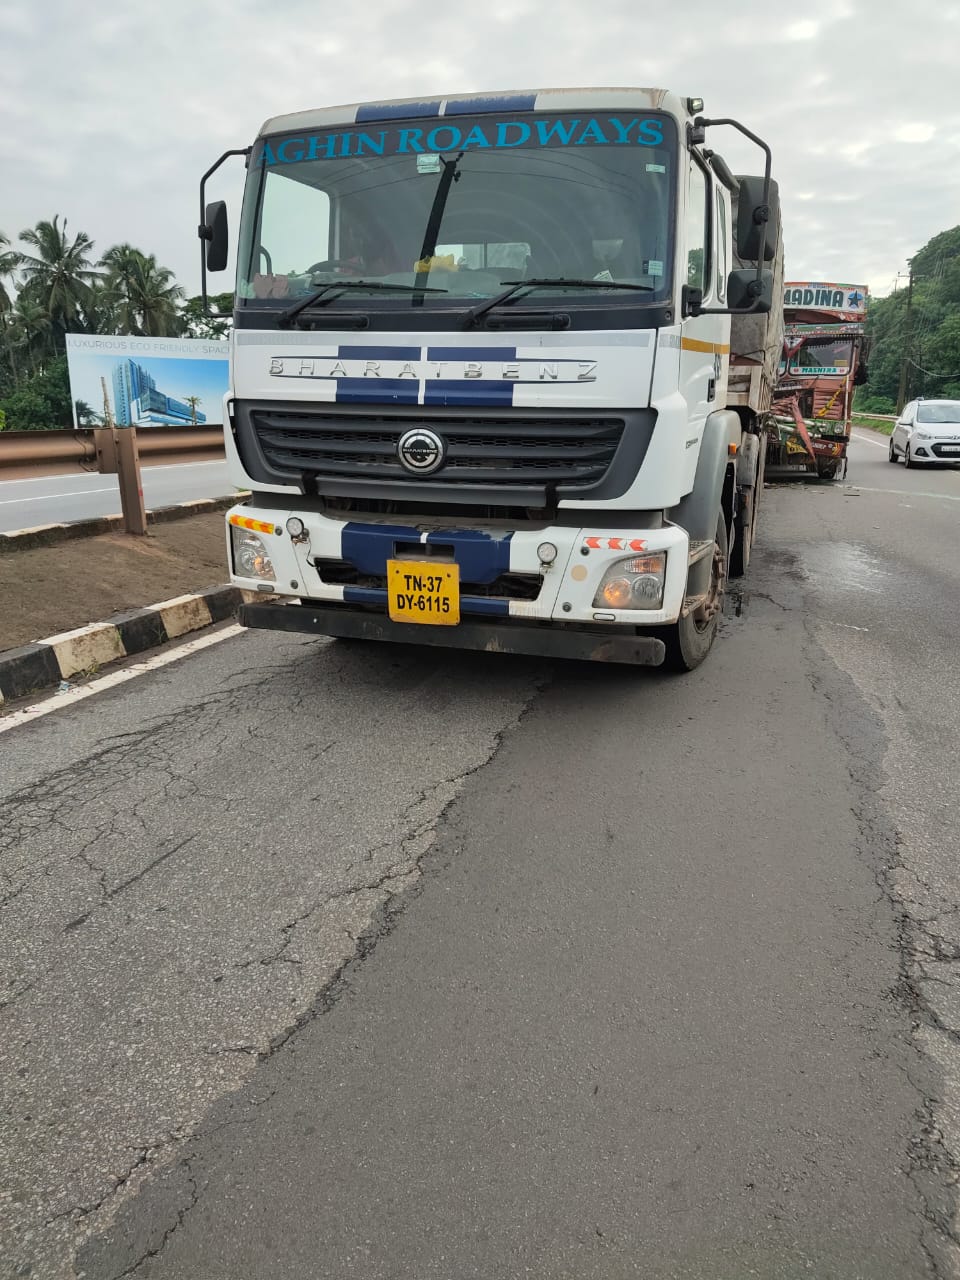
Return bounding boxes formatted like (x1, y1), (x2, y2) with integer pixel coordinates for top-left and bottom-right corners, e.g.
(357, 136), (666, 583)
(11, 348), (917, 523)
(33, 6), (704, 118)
(65, 335), (229, 430)
(111, 358), (207, 426)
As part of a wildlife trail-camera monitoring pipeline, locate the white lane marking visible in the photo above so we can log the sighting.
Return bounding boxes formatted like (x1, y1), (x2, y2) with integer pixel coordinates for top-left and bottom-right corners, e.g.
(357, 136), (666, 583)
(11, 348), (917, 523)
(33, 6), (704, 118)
(851, 432), (889, 449)
(0, 487), (114, 506)
(0, 624), (245, 734)
(843, 484), (960, 503)
(824, 620), (870, 632)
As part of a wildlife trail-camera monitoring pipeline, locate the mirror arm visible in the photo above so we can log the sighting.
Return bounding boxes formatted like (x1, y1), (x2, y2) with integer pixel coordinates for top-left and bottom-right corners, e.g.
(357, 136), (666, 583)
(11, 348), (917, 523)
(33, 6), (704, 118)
(199, 148), (250, 317)
(695, 116), (772, 286)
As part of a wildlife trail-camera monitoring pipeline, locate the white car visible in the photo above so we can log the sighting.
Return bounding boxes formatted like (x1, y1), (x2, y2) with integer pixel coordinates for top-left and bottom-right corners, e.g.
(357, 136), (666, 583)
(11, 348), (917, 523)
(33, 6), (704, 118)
(889, 399), (960, 467)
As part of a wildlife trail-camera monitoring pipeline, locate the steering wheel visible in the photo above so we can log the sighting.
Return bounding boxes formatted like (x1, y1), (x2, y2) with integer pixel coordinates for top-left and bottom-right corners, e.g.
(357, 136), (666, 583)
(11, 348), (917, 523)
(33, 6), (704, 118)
(305, 258), (362, 276)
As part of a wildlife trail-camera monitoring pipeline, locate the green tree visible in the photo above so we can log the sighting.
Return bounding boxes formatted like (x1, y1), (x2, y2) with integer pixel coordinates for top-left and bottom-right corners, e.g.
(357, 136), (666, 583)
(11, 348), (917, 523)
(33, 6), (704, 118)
(184, 394), (202, 425)
(98, 243), (143, 334)
(0, 355), (72, 429)
(179, 292), (233, 339)
(99, 245), (184, 337)
(0, 231), (18, 315)
(15, 216), (100, 356)
(855, 227), (960, 408)
(74, 399), (101, 425)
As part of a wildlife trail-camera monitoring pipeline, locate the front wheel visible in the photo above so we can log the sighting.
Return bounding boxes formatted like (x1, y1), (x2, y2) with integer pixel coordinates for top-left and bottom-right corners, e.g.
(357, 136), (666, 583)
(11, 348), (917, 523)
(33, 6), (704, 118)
(656, 512), (727, 673)
(904, 444), (915, 469)
(888, 438), (899, 463)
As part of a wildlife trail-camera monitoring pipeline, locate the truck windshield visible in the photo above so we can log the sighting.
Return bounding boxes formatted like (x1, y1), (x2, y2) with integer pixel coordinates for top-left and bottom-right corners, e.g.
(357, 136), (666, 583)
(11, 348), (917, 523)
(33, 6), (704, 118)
(236, 111), (676, 314)
(786, 339), (853, 376)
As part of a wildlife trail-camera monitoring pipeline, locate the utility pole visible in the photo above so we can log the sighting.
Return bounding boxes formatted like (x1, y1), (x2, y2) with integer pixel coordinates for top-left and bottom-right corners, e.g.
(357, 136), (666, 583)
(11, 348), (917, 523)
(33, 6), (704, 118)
(896, 264), (914, 413)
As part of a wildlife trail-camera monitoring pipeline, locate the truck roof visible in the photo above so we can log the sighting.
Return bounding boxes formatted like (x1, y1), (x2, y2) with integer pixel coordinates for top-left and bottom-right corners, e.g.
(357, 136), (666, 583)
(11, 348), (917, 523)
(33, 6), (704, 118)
(259, 88), (689, 137)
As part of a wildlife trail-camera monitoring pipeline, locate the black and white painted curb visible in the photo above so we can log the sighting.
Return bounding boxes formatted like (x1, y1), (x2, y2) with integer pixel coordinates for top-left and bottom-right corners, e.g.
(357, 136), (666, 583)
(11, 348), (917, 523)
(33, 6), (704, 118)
(0, 585), (257, 707)
(0, 494), (247, 553)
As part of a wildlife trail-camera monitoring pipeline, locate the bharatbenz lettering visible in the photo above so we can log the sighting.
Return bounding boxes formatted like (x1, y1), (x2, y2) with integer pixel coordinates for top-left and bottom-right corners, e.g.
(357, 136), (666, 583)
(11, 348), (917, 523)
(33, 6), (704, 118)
(199, 88), (784, 670)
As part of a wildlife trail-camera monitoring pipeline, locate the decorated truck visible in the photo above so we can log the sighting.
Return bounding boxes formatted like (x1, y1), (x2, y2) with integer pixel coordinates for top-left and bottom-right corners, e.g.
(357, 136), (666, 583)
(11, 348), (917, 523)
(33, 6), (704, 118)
(198, 87), (784, 671)
(768, 281), (869, 480)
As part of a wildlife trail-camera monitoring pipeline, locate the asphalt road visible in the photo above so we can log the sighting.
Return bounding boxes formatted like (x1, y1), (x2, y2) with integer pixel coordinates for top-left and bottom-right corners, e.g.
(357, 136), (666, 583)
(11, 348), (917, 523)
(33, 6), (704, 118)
(3, 434), (960, 1279)
(0, 460), (233, 532)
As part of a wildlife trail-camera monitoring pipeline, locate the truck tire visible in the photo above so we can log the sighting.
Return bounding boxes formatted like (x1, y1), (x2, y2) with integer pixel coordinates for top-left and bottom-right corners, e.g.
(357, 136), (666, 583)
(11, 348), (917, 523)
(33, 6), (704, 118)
(729, 495), (751, 579)
(729, 431), (765, 578)
(656, 511), (727, 673)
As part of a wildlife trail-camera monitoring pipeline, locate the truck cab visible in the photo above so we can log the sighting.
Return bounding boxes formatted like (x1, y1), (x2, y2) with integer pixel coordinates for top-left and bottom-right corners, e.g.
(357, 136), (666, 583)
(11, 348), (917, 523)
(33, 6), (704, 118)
(200, 88), (782, 670)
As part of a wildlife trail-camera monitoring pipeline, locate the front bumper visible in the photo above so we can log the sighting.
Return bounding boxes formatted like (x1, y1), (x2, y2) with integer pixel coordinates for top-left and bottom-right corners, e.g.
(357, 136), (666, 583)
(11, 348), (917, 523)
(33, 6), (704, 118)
(239, 601), (667, 665)
(226, 504), (691, 628)
(912, 442), (960, 463)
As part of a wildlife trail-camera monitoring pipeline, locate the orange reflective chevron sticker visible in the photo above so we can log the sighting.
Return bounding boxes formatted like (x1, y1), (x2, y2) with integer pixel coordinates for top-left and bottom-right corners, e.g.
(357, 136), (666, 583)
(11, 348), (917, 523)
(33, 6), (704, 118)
(582, 536), (649, 552)
(229, 514), (276, 535)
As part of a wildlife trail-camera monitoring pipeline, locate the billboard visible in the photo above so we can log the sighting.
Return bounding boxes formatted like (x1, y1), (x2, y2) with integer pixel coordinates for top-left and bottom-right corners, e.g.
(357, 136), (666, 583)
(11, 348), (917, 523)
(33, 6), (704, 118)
(65, 335), (229, 428)
(783, 282), (868, 323)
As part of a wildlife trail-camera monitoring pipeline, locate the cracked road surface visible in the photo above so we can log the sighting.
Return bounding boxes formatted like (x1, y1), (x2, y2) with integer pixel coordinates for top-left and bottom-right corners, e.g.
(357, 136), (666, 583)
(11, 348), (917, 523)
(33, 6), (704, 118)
(2, 435), (960, 1278)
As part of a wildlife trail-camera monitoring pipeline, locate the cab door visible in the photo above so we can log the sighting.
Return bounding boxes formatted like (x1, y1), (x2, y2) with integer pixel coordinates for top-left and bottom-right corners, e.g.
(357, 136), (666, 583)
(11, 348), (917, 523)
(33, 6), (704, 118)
(679, 154), (726, 431)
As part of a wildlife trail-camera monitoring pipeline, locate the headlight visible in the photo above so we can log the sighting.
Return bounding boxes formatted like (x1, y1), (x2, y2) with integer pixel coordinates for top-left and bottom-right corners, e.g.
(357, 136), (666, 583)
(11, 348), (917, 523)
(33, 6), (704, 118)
(593, 553), (665, 609)
(915, 431), (932, 440)
(232, 527), (275, 581)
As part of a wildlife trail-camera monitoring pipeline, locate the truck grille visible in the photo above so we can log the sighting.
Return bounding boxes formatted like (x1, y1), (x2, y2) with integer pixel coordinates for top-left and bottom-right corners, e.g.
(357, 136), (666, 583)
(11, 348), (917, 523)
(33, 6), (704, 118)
(247, 408), (625, 488)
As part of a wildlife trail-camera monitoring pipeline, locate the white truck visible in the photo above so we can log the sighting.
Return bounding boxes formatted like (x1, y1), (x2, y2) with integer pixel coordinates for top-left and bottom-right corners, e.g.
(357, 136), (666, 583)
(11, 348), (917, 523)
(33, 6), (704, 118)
(199, 87), (784, 670)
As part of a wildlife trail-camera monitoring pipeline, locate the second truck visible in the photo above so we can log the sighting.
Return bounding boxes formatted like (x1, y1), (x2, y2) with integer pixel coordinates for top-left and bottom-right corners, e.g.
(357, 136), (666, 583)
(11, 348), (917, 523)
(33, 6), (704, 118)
(199, 87), (785, 670)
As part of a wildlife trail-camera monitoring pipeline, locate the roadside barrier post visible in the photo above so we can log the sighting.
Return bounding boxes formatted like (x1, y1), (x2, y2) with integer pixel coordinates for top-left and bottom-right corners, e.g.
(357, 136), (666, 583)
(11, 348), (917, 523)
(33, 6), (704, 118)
(93, 425), (148, 536)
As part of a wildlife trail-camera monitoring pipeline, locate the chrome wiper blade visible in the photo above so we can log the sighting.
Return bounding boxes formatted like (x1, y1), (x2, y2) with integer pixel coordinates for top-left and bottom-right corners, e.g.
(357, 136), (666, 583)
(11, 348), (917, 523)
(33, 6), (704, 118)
(460, 277), (654, 328)
(278, 279), (448, 328)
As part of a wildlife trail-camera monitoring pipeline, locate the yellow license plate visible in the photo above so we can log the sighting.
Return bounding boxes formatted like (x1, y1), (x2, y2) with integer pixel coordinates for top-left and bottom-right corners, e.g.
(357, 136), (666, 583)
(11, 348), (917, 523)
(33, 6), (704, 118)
(387, 560), (460, 625)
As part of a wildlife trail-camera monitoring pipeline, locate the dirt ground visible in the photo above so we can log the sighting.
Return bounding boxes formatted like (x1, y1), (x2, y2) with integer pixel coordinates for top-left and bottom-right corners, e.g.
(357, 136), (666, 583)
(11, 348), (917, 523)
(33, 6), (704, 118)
(1, 514), (231, 651)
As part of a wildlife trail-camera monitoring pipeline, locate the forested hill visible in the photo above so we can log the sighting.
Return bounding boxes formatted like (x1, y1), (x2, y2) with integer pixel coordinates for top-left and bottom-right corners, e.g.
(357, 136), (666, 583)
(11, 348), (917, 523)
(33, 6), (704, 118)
(857, 225), (960, 412)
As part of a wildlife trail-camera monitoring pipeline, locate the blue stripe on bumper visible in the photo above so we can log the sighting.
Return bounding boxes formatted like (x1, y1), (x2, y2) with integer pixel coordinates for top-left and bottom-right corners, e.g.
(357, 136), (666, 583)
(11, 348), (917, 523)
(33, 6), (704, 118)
(341, 523), (512, 583)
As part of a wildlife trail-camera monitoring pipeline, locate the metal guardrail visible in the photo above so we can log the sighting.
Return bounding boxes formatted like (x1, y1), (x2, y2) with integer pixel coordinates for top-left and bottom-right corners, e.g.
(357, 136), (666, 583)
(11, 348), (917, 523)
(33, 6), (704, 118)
(0, 425), (227, 535)
(0, 425), (225, 481)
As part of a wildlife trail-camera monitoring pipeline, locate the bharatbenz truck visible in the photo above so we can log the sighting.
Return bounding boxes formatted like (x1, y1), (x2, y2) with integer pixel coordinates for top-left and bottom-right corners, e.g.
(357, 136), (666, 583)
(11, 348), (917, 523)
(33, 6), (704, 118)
(199, 88), (784, 671)
(768, 281), (869, 480)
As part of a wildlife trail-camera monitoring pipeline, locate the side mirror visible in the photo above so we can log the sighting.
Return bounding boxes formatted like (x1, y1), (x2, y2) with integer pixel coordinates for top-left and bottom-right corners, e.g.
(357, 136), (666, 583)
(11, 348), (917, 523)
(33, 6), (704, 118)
(727, 268), (773, 313)
(199, 201), (229, 272)
(734, 175), (780, 262)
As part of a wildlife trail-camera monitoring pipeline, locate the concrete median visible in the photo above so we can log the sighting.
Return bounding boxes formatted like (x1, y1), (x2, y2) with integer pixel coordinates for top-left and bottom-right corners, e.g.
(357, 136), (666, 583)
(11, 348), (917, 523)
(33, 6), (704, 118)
(0, 584), (254, 706)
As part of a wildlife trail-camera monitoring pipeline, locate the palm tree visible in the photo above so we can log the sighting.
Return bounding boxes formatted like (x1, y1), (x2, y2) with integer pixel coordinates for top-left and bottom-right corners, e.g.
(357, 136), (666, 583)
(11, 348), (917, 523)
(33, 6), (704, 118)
(0, 231), (20, 387)
(184, 394), (202, 425)
(16, 216), (100, 356)
(0, 231), (18, 315)
(133, 253), (184, 337)
(5, 295), (52, 381)
(99, 243), (146, 334)
(74, 399), (101, 425)
(99, 245), (184, 337)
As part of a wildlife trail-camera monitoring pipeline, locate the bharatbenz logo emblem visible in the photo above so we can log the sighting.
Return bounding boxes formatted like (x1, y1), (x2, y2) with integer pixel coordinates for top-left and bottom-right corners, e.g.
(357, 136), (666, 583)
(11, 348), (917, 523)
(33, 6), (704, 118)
(398, 428), (445, 475)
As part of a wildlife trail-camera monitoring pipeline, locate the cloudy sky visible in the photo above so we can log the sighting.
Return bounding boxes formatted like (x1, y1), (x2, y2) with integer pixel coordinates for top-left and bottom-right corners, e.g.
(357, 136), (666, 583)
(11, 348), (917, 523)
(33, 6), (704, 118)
(2, 0), (956, 301)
